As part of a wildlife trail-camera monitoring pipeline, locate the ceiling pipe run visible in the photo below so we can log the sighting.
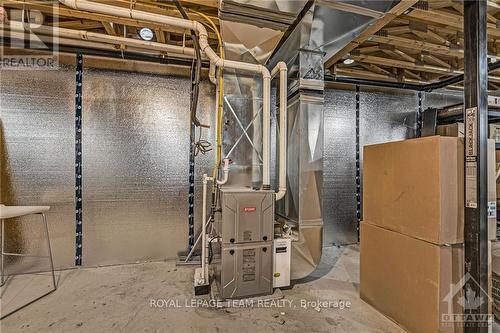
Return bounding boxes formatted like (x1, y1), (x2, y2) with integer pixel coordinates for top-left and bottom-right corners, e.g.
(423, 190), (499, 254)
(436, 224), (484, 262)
(4, 20), (196, 58)
(326, 61), (500, 92)
(58, 0), (274, 189)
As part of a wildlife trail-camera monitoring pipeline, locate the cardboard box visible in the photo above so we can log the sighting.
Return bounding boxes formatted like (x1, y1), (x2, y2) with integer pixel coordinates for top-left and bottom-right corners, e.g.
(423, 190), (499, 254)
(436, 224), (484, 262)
(363, 136), (463, 244)
(437, 123), (464, 137)
(360, 222), (464, 333)
(363, 136), (496, 244)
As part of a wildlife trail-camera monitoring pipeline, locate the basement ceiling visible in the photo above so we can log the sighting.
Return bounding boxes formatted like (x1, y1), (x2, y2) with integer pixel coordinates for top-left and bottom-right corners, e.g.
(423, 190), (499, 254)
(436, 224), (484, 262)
(2, 0), (500, 91)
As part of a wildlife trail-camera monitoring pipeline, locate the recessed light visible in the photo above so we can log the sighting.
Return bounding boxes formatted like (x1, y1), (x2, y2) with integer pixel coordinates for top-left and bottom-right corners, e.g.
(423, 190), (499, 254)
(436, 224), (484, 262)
(138, 27), (154, 41)
(343, 58), (355, 65)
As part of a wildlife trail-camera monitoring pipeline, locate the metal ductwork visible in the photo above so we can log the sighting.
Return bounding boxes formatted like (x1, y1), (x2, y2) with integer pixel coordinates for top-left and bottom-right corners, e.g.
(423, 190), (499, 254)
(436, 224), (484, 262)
(219, 0), (402, 280)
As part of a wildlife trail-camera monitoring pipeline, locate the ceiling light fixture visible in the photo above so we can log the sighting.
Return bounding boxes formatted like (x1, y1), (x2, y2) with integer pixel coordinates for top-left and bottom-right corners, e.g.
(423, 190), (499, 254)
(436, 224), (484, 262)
(138, 27), (154, 41)
(343, 58), (355, 65)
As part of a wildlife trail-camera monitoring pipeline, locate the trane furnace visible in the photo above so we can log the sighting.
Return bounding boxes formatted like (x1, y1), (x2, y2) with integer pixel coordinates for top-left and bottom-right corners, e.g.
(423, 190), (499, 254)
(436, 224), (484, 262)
(215, 189), (276, 299)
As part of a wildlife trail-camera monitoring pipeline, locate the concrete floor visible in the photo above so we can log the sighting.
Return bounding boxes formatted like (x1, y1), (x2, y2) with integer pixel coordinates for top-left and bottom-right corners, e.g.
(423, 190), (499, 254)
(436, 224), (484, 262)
(0, 245), (489, 332)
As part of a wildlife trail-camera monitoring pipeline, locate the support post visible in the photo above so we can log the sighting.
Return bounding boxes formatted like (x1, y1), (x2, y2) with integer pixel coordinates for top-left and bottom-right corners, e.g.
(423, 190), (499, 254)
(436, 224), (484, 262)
(463, 0), (490, 331)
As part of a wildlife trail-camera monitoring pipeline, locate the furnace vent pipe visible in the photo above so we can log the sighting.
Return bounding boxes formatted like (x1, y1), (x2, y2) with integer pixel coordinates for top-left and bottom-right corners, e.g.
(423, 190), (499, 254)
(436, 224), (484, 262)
(58, 0), (272, 189)
(208, 63), (217, 84)
(216, 158), (230, 185)
(271, 61), (287, 201)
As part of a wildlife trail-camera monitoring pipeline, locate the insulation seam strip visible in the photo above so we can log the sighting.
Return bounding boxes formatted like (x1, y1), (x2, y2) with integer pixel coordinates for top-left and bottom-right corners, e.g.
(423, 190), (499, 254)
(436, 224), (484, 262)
(355, 85), (361, 242)
(75, 53), (83, 266)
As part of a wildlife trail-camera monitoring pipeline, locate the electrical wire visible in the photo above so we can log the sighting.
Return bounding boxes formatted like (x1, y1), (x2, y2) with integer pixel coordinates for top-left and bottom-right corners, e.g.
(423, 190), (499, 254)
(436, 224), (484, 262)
(187, 9), (225, 180)
(194, 127), (212, 156)
(172, 0), (202, 127)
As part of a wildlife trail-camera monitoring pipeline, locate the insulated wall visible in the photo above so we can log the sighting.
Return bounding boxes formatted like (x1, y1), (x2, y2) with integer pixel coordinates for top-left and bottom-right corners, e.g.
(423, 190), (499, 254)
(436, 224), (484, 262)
(0, 65), (214, 272)
(0, 64), (464, 269)
(323, 88), (463, 245)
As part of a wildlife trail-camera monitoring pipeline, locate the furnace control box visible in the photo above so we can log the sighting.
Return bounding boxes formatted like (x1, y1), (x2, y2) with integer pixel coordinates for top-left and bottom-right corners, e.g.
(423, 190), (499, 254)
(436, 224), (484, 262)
(217, 189), (275, 299)
(273, 238), (291, 288)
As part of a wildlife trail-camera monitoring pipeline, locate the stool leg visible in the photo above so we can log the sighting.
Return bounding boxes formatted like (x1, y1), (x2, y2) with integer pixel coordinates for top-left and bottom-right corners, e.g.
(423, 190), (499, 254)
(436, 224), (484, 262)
(41, 214), (57, 290)
(1, 218), (4, 286)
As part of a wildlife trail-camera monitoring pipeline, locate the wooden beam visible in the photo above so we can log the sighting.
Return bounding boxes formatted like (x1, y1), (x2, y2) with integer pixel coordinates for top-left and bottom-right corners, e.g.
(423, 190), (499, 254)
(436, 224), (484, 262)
(403, 69), (422, 80)
(489, 1), (500, 10)
(359, 62), (393, 76)
(54, 20), (103, 30)
(2, 0), (218, 40)
(423, 53), (452, 68)
(351, 53), (460, 74)
(393, 48), (418, 62)
(179, 0), (219, 9)
(487, 13), (498, 24)
(428, 0), (455, 9)
(101, 21), (116, 36)
(335, 67), (397, 81)
(325, 0), (419, 68)
(316, 0), (383, 18)
(427, 27), (452, 45)
(356, 45), (380, 53)
(369, 34), (463, 57)
(406, 8), (500, 38)
(384, 25), (412, 34)
(155, 29), (166, 44)
(412, 28), (451, 46)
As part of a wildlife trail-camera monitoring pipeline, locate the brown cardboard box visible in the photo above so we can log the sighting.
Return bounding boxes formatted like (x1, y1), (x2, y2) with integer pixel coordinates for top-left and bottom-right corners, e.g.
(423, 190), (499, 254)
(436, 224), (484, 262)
(363, 136), (496, 244)
(360, 222), (464, 333)
(363, 136), (463, 244)
(437, 123), (464, 137)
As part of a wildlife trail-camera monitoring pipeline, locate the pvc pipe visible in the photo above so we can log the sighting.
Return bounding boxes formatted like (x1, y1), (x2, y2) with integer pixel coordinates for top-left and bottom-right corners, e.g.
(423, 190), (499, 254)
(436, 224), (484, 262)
(58, 0), (272, 189)
(208, 62), (216, 84)
(6, 20), (195, 57)
(0, 28), (121, 51)
(216, 158), (230, 185)
(201, 174), (212, 283)
(271, 61), (288, 200)
(250, 85), (262, 187)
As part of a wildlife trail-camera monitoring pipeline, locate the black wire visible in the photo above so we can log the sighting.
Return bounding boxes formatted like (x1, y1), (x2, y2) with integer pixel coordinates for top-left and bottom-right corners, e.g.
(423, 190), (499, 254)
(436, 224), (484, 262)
(194, 126), (212, 156)
(172, 0), (202, 127)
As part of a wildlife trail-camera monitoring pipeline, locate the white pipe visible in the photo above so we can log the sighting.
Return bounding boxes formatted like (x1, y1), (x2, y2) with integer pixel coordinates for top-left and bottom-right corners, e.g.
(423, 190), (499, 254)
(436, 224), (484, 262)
(58, 0), (272, 189)
(6, 20), (195, 57)
(0, 28), (121, 51)
(271, 62), (288, 200)
(216, 158), (230, 185)
(208, 62), (216, 84)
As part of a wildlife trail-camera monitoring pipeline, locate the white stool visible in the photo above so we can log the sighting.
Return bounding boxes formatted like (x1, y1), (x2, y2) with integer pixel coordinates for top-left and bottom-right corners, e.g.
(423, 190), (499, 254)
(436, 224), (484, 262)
(0, 206), (57, 290)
